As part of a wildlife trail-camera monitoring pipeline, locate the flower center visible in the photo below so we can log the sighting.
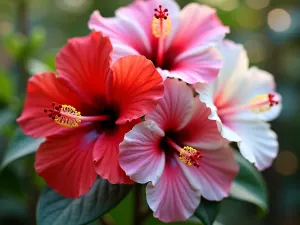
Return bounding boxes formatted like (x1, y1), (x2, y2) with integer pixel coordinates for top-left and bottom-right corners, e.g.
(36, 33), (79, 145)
(44, 103), (110, 128)
(164, 137), (203, 167)
(217, 93), (280, 117)
(152, 5), (172, 68)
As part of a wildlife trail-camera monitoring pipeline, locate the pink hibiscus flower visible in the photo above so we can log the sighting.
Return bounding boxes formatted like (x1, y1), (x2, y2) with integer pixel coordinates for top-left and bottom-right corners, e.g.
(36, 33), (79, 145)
(88, 0), (229, 84)
(195, 40), (282, 170)
(17, 32), (164, 198)
(119, 79), (238, 222)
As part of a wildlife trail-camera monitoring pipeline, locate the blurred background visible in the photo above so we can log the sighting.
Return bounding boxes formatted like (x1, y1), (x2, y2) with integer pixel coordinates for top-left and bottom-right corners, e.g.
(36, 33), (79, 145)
(0, 0), (299, 224)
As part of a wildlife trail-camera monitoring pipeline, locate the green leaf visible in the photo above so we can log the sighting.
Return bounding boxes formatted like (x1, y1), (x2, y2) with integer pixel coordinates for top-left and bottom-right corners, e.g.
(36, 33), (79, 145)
(0, 70), (15, 103)
(194, 198), (221, 225)
(229, 152), (268, 214)
(37, 178), (133, 225)
(26, 27), (46, 55)
(26, 58), (53, 76)
(0, 197), (27, 218)
(0, 109), (15, 132)
(1, 129), (44, 170)
(2, 33), (26, 59)
(2, 27), (45, 61)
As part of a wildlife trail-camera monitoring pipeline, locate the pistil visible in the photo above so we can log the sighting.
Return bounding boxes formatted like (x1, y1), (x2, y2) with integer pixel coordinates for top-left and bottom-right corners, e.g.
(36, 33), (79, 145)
(44, 103), (110, 128)
(152, 5), (172, 68)
(165, 137), (203, 167)
(218, 93), (280, 117)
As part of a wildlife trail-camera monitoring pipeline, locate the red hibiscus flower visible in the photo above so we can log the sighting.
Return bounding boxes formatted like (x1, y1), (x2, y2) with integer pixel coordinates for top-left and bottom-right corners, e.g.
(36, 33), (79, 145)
(17, 32), (164, 198)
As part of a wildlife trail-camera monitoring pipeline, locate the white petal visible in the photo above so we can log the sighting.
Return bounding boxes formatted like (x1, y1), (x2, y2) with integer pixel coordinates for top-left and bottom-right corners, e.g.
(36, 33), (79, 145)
(230, 121), (279, 170)
(213, 40), (249, 105)
(230, 67), (282, 122)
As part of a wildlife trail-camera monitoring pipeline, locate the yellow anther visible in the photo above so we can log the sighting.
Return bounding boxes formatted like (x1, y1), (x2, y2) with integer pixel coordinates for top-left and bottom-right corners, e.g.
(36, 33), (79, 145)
(250, 94), (271, 113)
(179, 146), (198, 166)
(152, 16), (172, 39)
(55, 105), (81, 128)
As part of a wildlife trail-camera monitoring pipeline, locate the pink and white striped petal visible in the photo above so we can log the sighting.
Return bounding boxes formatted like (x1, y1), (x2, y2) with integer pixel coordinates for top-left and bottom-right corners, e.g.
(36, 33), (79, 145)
(119, 120), (166, 185)
(179, 146), (238, 201)
(88, 0), (180, 60)
(171, 4), (229, 51)
(146, 79), (194, 132)
(146, 158), (201, 222)
(168, 45), (222, 84)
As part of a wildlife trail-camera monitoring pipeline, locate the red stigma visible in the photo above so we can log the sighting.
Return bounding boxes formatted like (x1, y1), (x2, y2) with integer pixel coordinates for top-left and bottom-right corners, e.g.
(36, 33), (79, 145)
(190, 152), (203, 168)
(44, 103), (62, 120)
(268, 94), (279, 107)
(154, 5), (169, 20)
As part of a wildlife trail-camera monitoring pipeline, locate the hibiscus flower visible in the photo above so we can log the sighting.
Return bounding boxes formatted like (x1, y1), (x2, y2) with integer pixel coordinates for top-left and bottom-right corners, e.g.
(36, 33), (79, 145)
(88, 0), (229, 84)
(119, 79), (238, 222)
(195, 40), (282, 170)
(17, 32), (164, 198)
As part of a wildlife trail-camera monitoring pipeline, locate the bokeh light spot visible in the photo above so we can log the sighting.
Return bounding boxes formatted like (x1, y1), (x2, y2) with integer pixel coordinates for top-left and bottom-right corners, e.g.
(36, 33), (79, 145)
(236, 6), (263, 29)
(275, 151), (298, 176)
(198, 0), (238, 11)
(55, 0), (91, 13)
(0, 21), (12, 36)
(219, 0), (239, 11)
(268, 9), (291, 32)
(246, 0), (270, 10)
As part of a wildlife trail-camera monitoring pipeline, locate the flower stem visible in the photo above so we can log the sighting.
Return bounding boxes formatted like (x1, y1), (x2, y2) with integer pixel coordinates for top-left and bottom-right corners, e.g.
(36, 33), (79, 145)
(16, 1), (37, 225)
(133, 183), (150, 225)
(17, 0), (29, 98)
(99, 216), (114, 225)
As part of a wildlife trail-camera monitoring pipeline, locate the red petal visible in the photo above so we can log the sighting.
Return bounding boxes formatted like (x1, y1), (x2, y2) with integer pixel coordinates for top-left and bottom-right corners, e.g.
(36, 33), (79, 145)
(17, 72), (81, 138)
(108, 55), (164, 124)
(56, 32), (113, 106)
(35, 126), (98, 198)
(93, 120), (140, 184)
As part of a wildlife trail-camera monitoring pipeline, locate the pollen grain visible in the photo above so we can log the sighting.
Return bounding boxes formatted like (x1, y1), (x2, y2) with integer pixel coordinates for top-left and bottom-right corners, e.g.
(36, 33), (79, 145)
(179, 146), (203, 167)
